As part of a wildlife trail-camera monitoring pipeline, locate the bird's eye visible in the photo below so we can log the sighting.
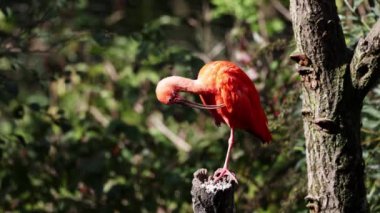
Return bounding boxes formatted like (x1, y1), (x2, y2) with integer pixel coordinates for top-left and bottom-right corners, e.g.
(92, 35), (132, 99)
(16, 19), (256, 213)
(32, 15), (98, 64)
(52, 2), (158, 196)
(168, 92), (177, 103)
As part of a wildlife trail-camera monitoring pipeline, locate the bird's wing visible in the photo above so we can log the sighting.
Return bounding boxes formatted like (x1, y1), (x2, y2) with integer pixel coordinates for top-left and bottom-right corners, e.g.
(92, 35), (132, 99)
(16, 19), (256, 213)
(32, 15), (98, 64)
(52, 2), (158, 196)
(218, 67), (272, 143)
(199, 94), (224, 126)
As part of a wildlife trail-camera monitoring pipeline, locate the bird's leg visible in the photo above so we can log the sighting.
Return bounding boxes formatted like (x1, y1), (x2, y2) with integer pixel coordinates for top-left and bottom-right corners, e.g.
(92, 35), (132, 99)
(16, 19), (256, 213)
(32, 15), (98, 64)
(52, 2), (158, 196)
(213, 128), (238, 183)
(223, 128), (234, 169)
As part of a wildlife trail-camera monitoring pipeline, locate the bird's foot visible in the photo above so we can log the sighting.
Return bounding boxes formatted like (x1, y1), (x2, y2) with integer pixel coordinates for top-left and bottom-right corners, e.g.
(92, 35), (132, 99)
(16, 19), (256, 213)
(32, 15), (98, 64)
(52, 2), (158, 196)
(213, 168), (238, 184)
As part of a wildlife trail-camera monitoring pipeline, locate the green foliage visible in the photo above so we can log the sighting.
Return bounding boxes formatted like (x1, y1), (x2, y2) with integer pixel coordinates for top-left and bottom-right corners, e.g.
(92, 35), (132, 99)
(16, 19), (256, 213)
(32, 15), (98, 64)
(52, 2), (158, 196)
(0, 0), (378, 212)
(337, 0), (380, 46)
(362, 86), (380, 212)
(211, 0), (286, 36)
(211, 0), (259, 22)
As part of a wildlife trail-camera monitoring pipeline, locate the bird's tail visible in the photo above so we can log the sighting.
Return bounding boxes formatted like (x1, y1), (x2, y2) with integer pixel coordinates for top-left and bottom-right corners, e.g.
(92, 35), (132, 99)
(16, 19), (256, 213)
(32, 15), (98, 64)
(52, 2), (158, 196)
(250, 108), (272, 143)
(256, 122), (272, 143)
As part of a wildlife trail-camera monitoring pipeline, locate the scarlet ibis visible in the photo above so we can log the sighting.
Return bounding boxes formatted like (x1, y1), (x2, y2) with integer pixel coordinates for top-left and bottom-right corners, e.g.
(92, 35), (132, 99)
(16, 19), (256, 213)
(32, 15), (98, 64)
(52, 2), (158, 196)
(156, 61), (271, 182)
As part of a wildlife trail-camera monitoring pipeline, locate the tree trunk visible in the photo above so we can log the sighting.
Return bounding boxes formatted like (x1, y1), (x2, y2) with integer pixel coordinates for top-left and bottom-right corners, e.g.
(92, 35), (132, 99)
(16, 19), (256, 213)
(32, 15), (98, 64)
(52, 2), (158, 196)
(289, 0), (380, 212)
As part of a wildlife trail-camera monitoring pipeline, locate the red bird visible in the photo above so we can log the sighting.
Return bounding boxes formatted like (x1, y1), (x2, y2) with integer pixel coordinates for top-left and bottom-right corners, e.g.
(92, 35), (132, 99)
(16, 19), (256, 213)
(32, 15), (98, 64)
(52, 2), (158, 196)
(156, 61), (271, 182)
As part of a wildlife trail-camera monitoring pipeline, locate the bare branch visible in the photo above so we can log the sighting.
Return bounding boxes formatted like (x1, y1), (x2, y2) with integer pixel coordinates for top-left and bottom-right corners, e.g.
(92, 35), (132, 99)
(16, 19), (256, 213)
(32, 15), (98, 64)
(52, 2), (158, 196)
(270, 0), (291, 21)
(350, 20), (380, 97)
(148, 113), (192, 152)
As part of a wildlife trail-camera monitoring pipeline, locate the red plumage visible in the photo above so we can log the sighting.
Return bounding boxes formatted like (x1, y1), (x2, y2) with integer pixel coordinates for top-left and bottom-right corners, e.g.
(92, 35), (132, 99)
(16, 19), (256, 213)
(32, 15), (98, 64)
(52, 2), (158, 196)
(198, 61), (271, 143)
(155, 60), (272, 182)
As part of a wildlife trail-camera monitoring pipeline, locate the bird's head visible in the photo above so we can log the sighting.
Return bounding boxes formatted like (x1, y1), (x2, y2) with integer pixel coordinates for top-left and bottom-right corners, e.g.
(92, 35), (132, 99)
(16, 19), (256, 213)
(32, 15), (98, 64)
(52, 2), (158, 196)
(156, 76), (225, 109)
(156, 77), (179, 105)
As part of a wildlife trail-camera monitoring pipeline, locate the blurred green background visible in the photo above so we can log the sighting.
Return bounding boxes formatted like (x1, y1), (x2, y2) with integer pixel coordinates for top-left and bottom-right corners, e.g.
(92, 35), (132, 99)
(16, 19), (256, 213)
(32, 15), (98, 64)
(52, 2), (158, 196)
(0, 0), (379, 212)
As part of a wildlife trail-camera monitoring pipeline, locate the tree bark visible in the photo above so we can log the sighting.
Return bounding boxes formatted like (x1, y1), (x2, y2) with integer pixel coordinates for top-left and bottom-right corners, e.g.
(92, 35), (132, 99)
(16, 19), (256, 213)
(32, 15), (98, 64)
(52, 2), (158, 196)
(191, 169), (236, 213)
(289, 0), (380, 212)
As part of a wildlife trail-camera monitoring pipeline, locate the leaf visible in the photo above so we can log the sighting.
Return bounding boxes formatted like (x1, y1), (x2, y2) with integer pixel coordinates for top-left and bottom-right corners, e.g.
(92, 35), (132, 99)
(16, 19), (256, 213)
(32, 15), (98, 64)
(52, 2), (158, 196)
(103, 176), (126, 193)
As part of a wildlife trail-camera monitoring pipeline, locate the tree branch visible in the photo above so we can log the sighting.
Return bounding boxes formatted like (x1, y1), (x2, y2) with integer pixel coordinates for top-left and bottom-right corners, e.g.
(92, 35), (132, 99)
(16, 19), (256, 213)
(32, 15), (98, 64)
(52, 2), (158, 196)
(350, 20), (380, 98)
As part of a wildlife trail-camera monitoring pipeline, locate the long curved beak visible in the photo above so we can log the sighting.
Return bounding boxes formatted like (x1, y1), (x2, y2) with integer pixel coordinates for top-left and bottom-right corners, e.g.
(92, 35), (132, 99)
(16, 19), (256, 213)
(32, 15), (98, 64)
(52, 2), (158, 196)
(175, 98), (224, 110)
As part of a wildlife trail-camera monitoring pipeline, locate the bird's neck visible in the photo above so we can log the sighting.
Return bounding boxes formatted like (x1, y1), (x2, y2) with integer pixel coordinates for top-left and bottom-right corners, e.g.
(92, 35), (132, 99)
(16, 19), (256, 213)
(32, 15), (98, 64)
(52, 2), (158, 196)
(169, 76), (209, 94)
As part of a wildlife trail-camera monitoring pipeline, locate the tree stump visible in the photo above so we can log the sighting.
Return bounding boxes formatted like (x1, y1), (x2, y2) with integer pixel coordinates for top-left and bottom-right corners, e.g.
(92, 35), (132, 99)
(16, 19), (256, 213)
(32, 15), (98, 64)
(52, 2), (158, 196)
(191, 168), (236, 213)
